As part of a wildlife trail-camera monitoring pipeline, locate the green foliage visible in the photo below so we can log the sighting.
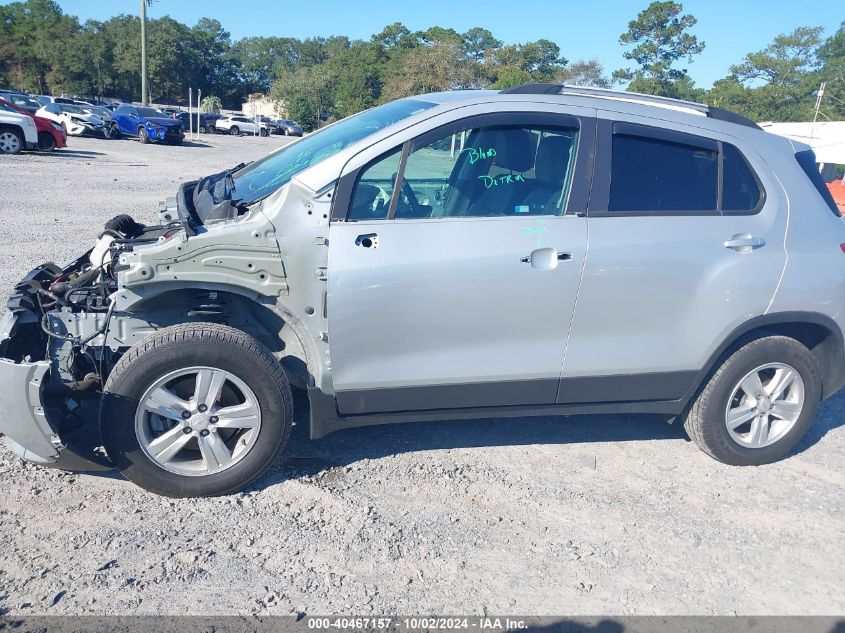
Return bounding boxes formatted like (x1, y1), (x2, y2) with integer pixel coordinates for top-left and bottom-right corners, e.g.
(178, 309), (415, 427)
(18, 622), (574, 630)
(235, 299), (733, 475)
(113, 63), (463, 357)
(1, 0), (841, 127)
(200, 95), (222, 113)
(555, 59), (611, 88)
(731, 26), (823, 86)
(614, 1), (704, 95)
(462, 27), (502, 61)
(705, 26), (828, 122)
(270, 66), (334, 130)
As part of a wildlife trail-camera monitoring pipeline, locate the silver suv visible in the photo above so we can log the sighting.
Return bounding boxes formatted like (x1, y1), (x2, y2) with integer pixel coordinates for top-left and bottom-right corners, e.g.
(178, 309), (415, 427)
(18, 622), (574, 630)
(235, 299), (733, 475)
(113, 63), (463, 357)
(2, 84), (844, 497)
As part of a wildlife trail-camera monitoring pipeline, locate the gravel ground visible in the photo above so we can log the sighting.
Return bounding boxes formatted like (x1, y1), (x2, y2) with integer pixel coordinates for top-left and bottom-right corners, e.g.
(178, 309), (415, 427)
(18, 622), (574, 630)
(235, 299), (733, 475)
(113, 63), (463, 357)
(0, 135), (843, 617)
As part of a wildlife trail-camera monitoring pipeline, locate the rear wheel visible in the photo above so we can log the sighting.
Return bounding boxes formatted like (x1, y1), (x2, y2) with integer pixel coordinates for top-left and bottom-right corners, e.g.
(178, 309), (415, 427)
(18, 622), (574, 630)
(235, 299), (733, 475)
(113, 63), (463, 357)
(37, 131), (56, 151)
(100, 323), (293, 497)
(683, 335), (821, 465)
(0, 127), (24, 154)
(229, 125), (240, 136)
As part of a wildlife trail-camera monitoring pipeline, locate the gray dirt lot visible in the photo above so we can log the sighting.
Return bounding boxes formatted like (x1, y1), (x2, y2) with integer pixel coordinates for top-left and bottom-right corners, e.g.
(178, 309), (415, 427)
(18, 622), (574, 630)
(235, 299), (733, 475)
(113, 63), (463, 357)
(0, 135), (843, 616)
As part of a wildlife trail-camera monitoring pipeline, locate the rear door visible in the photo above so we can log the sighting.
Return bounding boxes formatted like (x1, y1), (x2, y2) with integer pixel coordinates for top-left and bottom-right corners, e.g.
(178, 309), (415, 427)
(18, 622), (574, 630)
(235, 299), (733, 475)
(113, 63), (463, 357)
(560, 114), (787, 403)
(328, 108), (595, 414)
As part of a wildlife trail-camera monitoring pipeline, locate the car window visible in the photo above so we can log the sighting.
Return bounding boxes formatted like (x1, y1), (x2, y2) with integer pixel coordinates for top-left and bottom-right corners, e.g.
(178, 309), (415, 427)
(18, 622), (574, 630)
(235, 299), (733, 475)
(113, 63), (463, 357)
(137, 107), (163, 118)
(0, 102), (17, 113)
(44, 103), (61, 114)
(348, 123), (579, 221)
(722, 143), (762, 213)
(348, 148), (404, 221)
(609, 133), (718, 212)
(61, 104), (85, 115)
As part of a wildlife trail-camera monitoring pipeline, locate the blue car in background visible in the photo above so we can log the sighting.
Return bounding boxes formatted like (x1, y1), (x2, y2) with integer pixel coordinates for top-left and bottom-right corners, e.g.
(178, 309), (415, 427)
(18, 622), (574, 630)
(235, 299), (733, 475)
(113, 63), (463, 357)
(112, 104), (184, 145)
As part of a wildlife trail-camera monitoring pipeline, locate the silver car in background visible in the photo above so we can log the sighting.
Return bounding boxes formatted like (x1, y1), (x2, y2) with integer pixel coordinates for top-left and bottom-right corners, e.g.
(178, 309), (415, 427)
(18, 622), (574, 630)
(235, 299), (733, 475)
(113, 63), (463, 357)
(1, 84), (844, 497)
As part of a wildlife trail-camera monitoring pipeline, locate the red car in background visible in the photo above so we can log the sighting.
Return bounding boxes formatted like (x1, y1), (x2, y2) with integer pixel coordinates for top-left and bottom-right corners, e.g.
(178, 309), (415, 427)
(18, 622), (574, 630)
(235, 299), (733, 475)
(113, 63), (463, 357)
(0, 96), (66, 150)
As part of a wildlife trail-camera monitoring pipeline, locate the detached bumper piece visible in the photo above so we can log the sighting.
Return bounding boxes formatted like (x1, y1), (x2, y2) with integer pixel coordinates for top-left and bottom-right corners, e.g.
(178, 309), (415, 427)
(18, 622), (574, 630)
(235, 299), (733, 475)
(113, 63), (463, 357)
(0, 311), (59, 464)
(0, 300), (111, 472)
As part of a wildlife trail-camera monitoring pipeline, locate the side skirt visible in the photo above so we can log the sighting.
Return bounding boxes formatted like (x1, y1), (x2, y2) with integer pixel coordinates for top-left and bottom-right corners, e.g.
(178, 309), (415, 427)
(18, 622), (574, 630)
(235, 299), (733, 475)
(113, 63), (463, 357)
(308, 387), (687, 440)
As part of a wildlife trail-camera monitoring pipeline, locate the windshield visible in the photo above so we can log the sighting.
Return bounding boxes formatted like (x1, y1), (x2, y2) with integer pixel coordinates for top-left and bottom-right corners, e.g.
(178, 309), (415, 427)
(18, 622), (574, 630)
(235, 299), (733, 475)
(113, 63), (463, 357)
(84, 106), (109, 117)
(232, 98), (436, 205)
(138, 107), (165, 118)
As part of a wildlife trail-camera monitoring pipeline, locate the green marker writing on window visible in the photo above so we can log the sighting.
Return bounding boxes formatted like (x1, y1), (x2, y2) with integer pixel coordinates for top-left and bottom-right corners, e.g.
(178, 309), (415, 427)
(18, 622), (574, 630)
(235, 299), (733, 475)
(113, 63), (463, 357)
(462, 147), (497, 164)
(479, 174), (525, 189)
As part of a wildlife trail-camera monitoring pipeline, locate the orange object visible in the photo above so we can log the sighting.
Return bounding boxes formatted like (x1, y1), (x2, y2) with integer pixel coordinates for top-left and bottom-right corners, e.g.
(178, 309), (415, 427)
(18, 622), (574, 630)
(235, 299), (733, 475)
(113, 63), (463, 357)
(828, 180), (845, 216)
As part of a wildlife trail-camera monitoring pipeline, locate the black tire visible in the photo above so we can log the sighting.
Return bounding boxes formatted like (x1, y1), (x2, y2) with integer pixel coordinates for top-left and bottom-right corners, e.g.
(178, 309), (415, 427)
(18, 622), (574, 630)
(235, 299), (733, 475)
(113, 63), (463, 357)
(100, 323), (293, 497)
(0, 126), (24, 154)
(138, 126), (150, 144)
(37, 131), (56, 151)
(198, 125), (207, 134)
(259, 128), (268, 137)
(682, 335), (821, 466)
(229, 125), (239, 136)
(283, 129), (289, 136)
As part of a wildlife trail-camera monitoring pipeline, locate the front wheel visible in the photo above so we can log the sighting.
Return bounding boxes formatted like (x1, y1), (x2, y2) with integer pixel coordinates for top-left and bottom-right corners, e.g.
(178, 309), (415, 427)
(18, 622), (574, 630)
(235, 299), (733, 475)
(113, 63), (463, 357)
(198, 125), (207, 134)
(37, 131), (56, 151)
(683, 335), (821, 465)
(138, 126), (150, 144)
(259, 128), (268, 137)
(100, 323), (293, 497)
(229, 125), (239, 136)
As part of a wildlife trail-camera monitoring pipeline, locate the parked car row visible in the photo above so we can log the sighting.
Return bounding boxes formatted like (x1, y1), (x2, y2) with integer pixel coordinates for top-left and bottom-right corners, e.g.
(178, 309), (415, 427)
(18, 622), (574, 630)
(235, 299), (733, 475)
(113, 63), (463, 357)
(0, 97), (66, 152)
(1, 88), (305, 153)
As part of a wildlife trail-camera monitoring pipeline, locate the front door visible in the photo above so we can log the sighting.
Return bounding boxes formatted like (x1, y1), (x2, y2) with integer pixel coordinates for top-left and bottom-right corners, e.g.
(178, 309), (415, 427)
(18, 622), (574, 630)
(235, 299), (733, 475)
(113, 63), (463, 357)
(327, 111), (595, 414)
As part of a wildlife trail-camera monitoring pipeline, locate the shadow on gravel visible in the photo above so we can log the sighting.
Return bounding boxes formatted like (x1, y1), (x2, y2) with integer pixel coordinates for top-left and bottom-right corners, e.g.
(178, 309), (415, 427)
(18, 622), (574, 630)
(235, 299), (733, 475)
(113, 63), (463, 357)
(790, 389), (845, 455)
(48, 149), (106, 158)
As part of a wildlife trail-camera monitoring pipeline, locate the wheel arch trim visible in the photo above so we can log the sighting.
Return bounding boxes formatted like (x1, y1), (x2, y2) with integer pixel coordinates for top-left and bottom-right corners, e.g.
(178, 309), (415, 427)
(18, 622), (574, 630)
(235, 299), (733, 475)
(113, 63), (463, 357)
(687, 311), (845, 403)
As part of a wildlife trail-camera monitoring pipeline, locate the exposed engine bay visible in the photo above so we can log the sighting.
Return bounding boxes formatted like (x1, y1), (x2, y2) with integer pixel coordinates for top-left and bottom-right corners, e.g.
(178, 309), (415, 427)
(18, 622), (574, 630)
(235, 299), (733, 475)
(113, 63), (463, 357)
(0, 214), (185, 469)
(0, 157), (332, 475)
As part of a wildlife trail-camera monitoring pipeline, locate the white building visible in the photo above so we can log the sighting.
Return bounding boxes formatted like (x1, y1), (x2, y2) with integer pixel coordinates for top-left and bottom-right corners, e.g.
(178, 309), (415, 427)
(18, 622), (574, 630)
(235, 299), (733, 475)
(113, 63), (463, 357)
(241, 93), (286, 118)
(760, 121), (845, 180)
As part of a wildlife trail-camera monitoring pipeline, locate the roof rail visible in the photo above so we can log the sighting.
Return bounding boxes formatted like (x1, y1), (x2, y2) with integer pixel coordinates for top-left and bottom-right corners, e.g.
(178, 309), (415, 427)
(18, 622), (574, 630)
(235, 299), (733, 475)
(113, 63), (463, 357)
(498, 83), (761, 130)
(558, 85), (709, 114)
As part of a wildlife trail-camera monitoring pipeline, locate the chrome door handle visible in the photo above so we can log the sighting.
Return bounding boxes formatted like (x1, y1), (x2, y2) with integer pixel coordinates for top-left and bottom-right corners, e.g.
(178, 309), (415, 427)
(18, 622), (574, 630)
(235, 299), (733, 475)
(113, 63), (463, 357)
(521, 248), (572, 270)
(724, 234), (765, 253)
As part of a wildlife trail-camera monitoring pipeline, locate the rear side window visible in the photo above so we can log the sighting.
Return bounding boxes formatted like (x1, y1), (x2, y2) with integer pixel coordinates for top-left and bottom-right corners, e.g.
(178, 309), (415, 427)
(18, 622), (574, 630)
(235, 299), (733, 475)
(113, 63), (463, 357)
(722, 143), (762, 213)
(605, 125), (763, 215)
(609, 134), (718, 212)
(795, 150), (840, 218)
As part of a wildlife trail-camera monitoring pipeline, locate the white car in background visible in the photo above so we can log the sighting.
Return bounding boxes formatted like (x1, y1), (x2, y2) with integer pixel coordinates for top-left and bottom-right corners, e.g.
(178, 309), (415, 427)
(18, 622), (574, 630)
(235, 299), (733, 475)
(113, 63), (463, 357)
(36, 102), (107, 137)
(0, 107), (38, 154)
(215, 115), (270, 137)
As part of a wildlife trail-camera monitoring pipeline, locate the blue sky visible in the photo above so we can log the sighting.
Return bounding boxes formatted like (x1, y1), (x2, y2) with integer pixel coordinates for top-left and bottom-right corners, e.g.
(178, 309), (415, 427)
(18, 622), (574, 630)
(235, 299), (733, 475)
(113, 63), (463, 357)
(7, 0), (841, 88)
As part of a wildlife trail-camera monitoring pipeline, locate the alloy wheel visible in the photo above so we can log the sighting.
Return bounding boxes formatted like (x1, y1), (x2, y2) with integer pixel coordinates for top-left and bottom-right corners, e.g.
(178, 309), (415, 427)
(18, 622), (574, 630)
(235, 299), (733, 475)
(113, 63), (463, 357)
(724, 362), (805, 448)
(135, 366), (262, 476)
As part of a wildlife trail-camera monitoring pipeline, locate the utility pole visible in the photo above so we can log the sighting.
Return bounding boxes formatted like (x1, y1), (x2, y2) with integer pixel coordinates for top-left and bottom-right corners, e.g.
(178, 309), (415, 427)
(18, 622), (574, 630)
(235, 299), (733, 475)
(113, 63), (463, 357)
(140, 0), (150, 105)
(810, 81), (825, 142)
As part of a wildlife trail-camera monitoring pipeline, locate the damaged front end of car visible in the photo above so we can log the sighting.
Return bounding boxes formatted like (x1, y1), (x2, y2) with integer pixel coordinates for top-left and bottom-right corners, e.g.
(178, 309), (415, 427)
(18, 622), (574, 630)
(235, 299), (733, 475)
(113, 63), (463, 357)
(0, 217), (152, 471)
(0, 160), (318, 472)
